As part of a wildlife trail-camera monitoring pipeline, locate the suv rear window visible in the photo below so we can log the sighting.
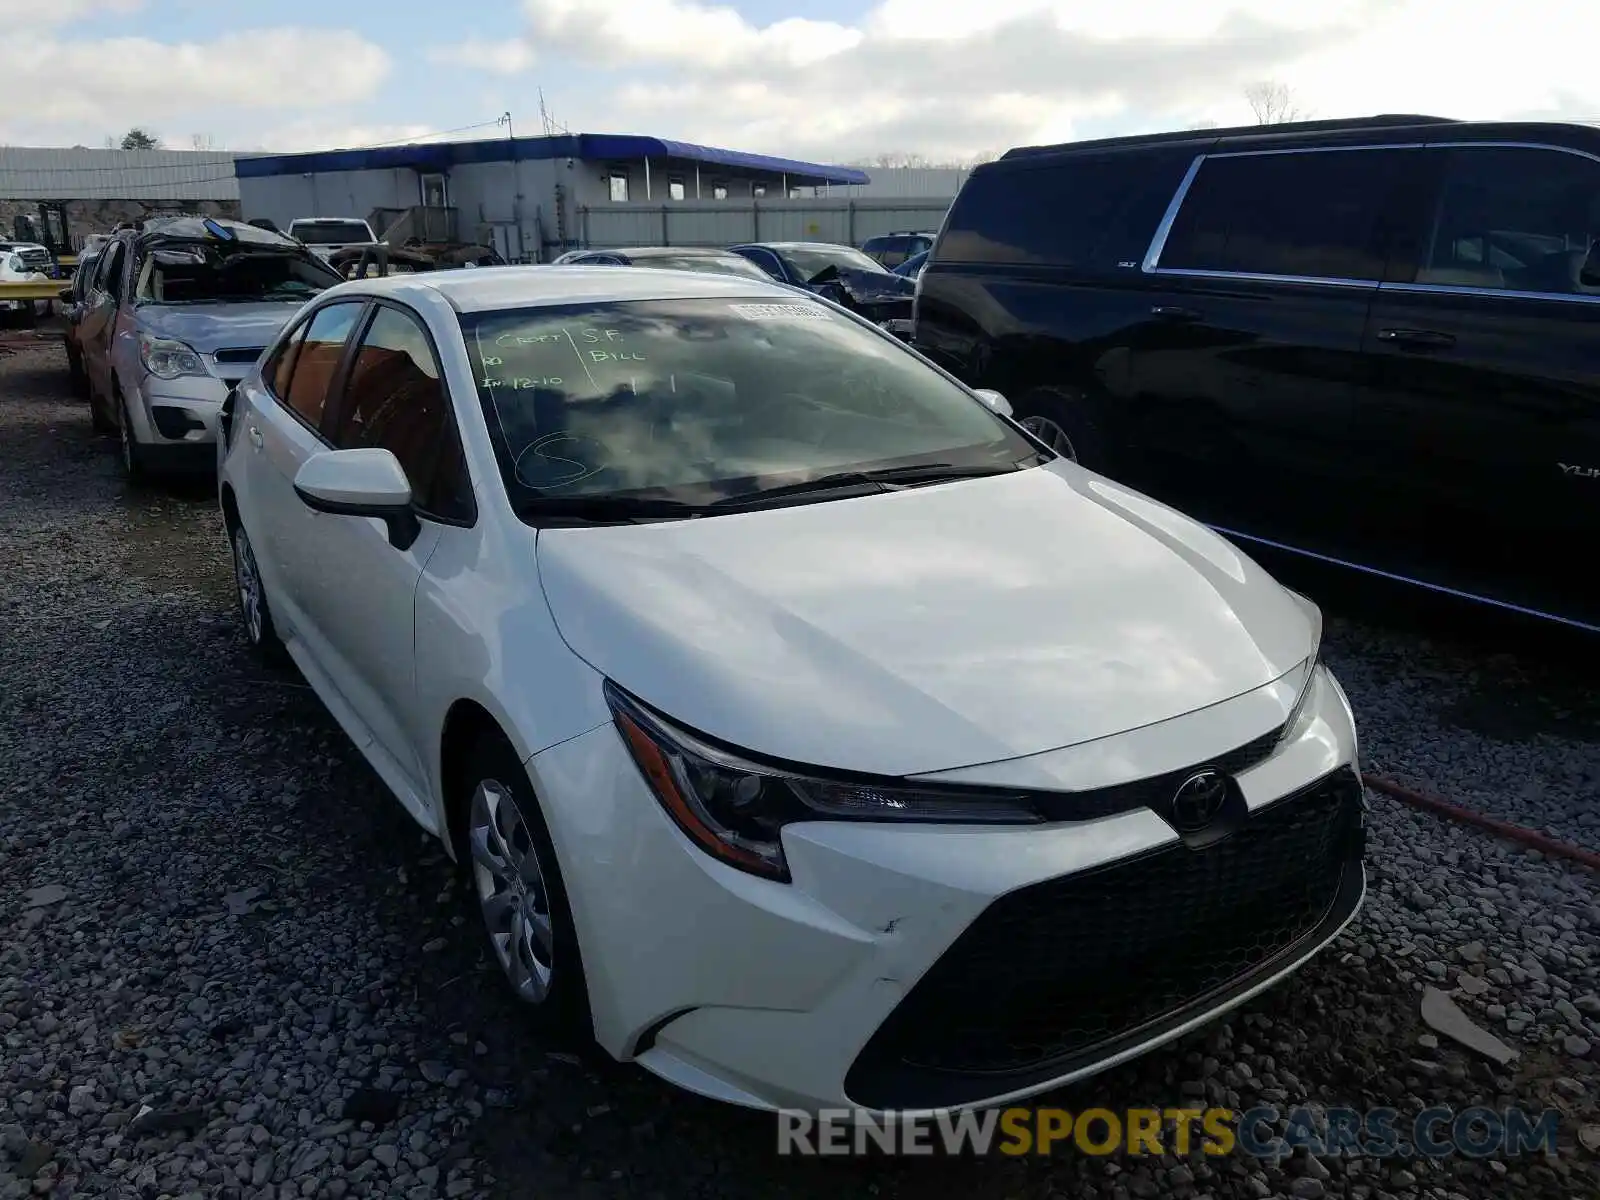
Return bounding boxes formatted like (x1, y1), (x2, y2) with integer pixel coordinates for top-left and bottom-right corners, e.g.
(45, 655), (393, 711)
(1159, 148), (1411, 281)
(935, 150), (1192, 268)
(291, 221), (373, 245)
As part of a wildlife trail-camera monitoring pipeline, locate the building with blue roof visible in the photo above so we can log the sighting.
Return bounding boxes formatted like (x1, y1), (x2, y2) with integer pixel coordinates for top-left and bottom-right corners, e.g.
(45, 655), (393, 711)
(233, 132), (883, 263)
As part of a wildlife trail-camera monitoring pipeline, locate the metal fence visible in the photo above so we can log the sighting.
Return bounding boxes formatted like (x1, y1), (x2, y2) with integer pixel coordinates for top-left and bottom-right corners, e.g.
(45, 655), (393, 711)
(572, 198), (952, 252)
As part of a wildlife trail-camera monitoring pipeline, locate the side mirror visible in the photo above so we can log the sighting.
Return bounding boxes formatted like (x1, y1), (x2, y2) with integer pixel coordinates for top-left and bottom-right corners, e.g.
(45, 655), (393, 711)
(57, 287), (73, 303)
(973, 388), (1012, 417)
(1581, 238), (1600, 288)
(292, 448), (421, 550)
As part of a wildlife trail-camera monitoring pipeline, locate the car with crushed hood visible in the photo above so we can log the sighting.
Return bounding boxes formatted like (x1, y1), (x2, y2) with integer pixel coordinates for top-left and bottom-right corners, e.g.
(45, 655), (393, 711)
(77, 216), (344, 481)
(727, 241), (917, 339)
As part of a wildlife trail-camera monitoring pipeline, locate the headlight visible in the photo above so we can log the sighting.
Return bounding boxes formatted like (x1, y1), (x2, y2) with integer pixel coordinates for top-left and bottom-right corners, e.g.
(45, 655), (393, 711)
(138, 333), (207, 380)
(604, 680), (1041, 883)
(1276, 588), (1324, 748)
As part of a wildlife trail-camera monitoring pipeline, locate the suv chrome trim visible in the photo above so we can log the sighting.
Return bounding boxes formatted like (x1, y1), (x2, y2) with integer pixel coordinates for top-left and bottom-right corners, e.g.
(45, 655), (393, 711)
(1211, 524), (1600, 636)
(1152, 268), (1380, 290)
(1141, 137), (1600, 296)
(1140, 155), (1205, 273)
(1205, 142), (1427, 159)
(1424, 139), (1600, 166)
(1380, 282), (1600, 305)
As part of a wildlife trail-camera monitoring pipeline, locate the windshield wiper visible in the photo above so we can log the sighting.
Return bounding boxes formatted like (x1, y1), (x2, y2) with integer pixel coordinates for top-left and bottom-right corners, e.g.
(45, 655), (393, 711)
(710, 461), (1021, 509)
(512, 494), (707, 524)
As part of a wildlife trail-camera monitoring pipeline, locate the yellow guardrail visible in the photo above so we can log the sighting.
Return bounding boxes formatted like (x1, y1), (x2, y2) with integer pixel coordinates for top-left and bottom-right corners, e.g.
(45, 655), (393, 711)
(58, 255), (77, 270)
(0, 280), (66, 301)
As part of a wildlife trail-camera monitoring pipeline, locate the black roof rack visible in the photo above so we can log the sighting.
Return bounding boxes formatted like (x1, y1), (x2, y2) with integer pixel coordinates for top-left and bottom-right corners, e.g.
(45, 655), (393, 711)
(999, 114), (1459, 161)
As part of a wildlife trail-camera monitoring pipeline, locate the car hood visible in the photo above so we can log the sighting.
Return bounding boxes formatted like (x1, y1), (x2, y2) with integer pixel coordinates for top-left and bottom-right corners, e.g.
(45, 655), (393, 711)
(535, 461), (1318, 777)
(135, 301), (307, 353)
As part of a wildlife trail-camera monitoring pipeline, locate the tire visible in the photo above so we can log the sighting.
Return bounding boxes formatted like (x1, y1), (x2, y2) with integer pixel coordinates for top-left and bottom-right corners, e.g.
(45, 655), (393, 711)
(117, 384), (149, 484)
(455, 730), (591, 1041)
(229, 519), (288, 666)
(1012, 385), (1113, 472)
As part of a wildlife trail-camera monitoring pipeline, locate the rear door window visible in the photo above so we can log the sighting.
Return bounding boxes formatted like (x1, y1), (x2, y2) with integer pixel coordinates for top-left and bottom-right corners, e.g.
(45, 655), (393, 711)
(936, 149), (1192, 268)
(1159, 148), (1412, 281)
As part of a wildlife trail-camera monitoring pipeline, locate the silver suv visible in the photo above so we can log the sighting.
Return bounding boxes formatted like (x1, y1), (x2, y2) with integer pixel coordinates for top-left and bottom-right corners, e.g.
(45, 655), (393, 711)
(78, 217), (344, 481)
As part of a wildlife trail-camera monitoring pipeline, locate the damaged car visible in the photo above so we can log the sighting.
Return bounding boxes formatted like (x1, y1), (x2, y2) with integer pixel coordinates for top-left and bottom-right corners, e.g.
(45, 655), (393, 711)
(77, 216), (344, 481)
(727, 240), (917, 339)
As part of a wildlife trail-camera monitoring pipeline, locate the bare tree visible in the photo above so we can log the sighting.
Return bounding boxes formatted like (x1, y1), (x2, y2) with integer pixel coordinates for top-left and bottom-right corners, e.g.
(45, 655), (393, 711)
(1244, 81), (1308, 125)
(120, 127), (160, 150)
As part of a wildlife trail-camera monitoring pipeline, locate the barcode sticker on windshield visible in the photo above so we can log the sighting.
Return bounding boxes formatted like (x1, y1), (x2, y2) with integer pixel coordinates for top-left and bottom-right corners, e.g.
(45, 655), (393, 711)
(729, 302), (829, 321)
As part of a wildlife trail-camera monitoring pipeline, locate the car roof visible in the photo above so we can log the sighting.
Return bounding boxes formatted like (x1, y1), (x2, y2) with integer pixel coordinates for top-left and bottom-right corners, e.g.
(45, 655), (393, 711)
(327, 263), (804, 313)
(733, 241), (859, 251)
(134, 216), (304, 249)
(598, 246), (743, 258)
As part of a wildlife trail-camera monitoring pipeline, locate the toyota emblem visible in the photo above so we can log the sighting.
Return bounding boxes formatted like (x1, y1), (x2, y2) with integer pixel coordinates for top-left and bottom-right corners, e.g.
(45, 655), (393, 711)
(1170, 770), (1229, 832)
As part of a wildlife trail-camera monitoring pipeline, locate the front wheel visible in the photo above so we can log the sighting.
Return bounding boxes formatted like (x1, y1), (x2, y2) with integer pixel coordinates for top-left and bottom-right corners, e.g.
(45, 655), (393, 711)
(230, 520), (287, 665)
(458, 732), (591, 1040)
(1013, 386), (1112, 472)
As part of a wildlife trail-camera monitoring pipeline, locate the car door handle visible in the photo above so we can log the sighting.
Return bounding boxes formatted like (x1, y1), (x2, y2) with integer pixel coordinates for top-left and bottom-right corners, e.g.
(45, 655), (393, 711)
(1377, 327), (1455, 348)
(248, 425), (263, 448)
(1150, 305), (1202, 322)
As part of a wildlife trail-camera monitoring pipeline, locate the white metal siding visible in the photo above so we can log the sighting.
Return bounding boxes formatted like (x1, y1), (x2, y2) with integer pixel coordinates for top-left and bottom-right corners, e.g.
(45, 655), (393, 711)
(824, 167), (972, 200)
(577, 199), (951, 250)
(0, 148), (241, 200)
(238, 169), (418, 229)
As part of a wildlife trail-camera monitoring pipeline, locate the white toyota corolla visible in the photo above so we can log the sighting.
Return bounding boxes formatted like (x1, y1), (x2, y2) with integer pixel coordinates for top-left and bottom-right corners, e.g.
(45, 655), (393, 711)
(217, 265), (1365, 1117)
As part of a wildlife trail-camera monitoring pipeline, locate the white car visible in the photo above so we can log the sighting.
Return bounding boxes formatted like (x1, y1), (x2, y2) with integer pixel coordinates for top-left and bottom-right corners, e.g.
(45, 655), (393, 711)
(286, 217), (378, 263)
(217, 265), (1365, 1117)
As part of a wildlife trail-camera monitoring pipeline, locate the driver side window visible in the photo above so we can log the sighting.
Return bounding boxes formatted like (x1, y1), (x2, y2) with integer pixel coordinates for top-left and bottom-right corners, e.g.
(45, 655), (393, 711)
(94, 243), (124, 298)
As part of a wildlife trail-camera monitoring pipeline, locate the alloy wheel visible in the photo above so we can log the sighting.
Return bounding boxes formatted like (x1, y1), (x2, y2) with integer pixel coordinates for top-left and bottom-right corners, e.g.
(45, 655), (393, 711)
(469, 779), (556, 1003)
(1022, 415), (1078, 461)
(232, 526), (265, 645)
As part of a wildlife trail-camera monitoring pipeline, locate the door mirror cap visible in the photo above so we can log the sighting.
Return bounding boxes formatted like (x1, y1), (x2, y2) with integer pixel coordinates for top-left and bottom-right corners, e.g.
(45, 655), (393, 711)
(973, 388), (1012, 417)
(293, 448), (421, 550)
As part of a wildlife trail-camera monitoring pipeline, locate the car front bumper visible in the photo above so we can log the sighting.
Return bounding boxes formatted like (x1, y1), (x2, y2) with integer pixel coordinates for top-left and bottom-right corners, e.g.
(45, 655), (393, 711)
(127, 373), (232, 467)
(529, 664), (1365, 1116)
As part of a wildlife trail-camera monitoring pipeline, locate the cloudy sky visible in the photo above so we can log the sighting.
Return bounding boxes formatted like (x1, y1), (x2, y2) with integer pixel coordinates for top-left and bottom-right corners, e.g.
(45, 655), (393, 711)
(4, 0), (1597, 162)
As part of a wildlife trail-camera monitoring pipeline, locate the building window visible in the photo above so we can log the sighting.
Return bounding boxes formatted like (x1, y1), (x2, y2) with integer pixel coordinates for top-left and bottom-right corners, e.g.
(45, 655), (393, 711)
(789, 187), (804, 199)
(712, 183), (728, 200)
(608, 173), (628, 202)
(668, 177), (686, 201)
(753, 183), (767, 198)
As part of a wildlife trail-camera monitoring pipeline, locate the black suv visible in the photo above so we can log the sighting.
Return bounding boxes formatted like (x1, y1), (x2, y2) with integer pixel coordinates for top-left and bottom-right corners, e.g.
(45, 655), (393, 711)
(915, 114), (1600, 632)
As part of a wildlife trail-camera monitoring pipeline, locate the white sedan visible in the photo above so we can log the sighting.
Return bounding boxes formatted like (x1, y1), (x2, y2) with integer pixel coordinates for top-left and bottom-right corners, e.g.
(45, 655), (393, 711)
(216, 265), (1365, 1117)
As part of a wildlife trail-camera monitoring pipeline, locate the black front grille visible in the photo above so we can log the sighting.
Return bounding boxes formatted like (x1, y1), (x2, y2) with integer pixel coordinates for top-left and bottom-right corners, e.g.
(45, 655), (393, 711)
(212, 346), (266, 365)
(1029, 722), (1282, 823)
(845, 766), (1364, 1110)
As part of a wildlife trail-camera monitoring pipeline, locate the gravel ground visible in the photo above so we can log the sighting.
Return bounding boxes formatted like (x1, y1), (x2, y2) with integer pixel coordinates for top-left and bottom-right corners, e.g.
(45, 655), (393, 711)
(1, 338), (1597, 1200)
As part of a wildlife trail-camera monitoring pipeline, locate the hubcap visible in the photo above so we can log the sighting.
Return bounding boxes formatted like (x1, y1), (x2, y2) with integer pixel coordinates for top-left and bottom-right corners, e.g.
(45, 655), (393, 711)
(1022, 415), (1077, 461)
(233, 528), (264, 644)
(469, 780), (555, 1003)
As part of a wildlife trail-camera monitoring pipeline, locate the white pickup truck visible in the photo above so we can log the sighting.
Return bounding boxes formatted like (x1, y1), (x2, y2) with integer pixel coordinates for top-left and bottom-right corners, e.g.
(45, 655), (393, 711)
(286, 217), (378, 262)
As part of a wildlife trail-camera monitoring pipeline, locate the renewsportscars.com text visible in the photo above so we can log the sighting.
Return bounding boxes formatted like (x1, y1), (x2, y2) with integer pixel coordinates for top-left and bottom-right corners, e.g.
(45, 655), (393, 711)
(776, 1105), (1563, 1158)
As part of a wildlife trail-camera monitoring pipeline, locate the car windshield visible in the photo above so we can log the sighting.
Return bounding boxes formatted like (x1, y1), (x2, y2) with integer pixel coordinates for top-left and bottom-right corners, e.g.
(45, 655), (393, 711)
(291, 221), (372, 244)
(135, 245), (344, 304)
(777, 245), (890, 282)
(459, 296), (1040, 513)
(633, 254), (774, 280)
